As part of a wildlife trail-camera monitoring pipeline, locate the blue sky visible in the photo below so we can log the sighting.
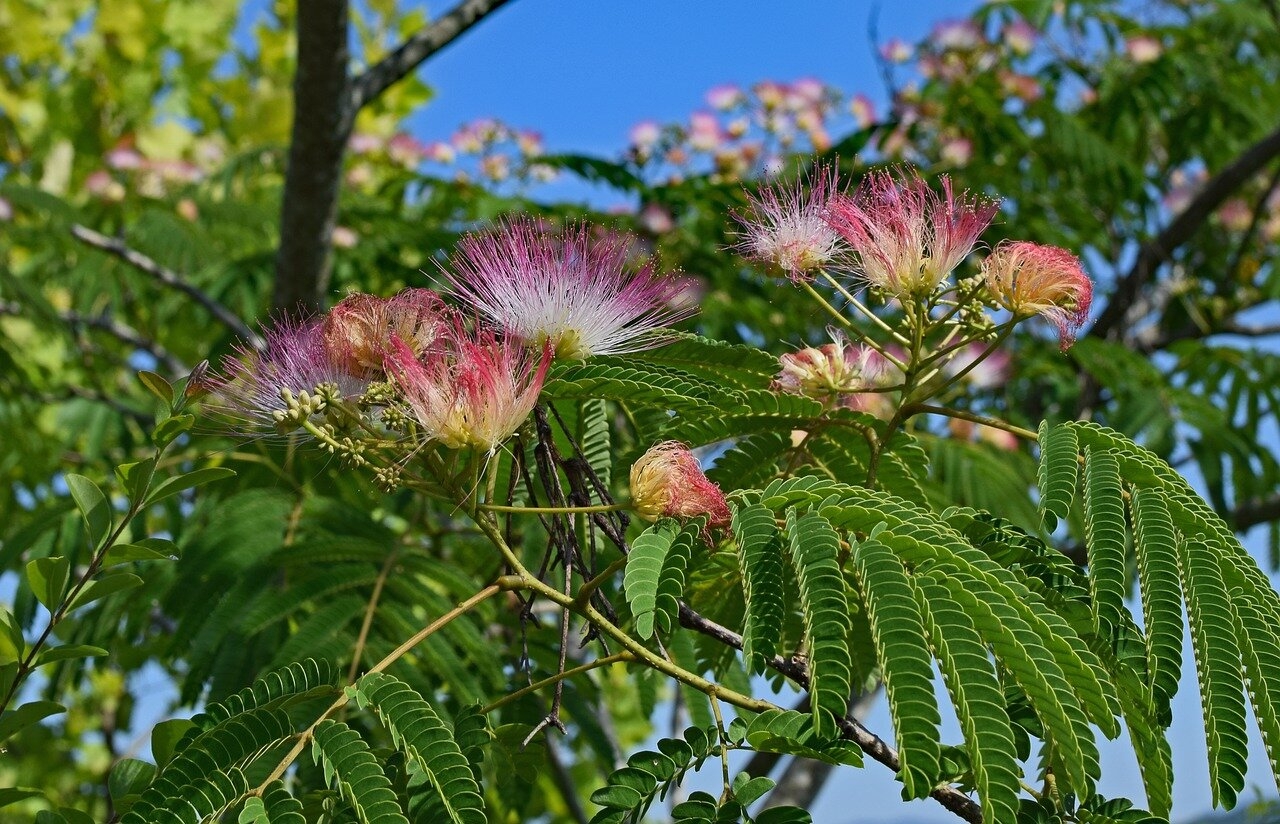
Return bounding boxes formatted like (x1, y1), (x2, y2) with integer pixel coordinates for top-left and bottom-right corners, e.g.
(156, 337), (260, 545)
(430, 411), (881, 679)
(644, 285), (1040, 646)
(395, 3), (1280, 822)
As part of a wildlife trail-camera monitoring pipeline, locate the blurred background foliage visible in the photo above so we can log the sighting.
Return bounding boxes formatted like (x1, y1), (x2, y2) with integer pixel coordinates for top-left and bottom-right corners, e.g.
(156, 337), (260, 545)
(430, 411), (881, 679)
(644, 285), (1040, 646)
(1, 0), (1279, 819)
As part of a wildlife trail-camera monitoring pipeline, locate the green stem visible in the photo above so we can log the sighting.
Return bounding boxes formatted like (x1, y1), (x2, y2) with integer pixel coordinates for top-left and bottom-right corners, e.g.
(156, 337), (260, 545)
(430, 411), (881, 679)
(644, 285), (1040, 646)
(902, 403), (1039, 442)
(818, 269), (910, 346)
(254, 583), (503, 793)
(481, 652), (635, 714)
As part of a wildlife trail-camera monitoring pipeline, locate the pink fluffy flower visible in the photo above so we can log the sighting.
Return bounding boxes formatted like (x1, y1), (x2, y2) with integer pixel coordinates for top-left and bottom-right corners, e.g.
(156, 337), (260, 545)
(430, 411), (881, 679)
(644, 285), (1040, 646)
(323, 289), (452, 378)
(982, 241), (1093, 349)
(773, 331), (889, 399)
(825, 170), (1000, 296)
(213, 318), (367, 431)
(387, 323), (550, 452)
(629, 442), (730, 528)
(733, 161), (847, 281)
(446, 219), (692, 359)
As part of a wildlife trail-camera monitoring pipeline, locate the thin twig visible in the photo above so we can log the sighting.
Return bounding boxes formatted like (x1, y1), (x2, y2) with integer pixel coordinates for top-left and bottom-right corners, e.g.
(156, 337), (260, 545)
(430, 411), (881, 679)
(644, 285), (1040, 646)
(0, 299), (186, 374)
(349, 0), (517, 109)
(676, 602), (984, 823)
(69, 225), (260, 346)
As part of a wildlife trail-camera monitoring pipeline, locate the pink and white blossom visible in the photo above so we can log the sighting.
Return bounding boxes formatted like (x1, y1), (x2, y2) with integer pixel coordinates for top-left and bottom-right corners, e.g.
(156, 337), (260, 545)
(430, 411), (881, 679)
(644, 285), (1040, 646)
(388, 325), (549, 452)
(733, 161), (846, 281)
(825, 170), (999, 295)
(773, 331), (890, 399)
(213, 318), (366, 430)
(323, 289), (452, 378)
(982, 241), (1093, 349)
(446, 219), (692, 359)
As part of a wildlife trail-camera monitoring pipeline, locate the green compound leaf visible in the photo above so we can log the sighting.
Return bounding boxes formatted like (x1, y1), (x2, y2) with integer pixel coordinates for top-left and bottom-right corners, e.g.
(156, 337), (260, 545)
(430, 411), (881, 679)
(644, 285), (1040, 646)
(626, 332), (778, 390)
(351, 672), (486, 824)
(915, 577), (1021, 824)
(1130, 488), (1184, 711)
(311, 719), (410, 824)
(122, 707), (294, 823)
(1177, 538), (1249, 809)
(1082, 447), (1128, 643)
(731, 502), (786, 673)
(623, 519), (688, 640)
(924, 568), (1100, 798)
(1037, 421), (1080, 530)
(852, 538), (942, 800)
(743, 709), (862, 766)
(588, 727), (719, 824)
(784, 509), (852, 737)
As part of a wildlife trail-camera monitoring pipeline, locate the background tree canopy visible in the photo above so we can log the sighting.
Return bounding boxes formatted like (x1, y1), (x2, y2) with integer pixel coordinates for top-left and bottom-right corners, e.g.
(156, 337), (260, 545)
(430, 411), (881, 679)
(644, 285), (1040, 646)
(1, 1), (1279, 822)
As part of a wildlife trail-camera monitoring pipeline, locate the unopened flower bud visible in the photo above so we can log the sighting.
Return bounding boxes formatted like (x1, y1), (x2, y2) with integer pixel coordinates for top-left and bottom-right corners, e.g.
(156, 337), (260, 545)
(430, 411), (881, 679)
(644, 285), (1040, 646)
(629, 442), (730, 528)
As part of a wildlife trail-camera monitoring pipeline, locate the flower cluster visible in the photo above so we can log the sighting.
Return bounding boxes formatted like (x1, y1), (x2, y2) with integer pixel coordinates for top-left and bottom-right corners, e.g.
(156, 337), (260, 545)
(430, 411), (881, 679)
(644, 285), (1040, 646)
(736, 163), (1094, 348)
(212, 220), (691, 456)
(624, 78), (863, 185)
(347, 119), (556, 190)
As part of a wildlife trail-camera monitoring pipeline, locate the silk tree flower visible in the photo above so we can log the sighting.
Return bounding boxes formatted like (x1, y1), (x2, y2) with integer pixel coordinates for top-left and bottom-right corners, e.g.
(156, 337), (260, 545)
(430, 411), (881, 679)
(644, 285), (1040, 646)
(733, 161), (846, 281)
(213, 318), (367, 431)
(773, 330), (888, 400)
(446, 219), (692, 359)
(825, 170), (1000, 296)
(323, 288), (452, 378)
(982, 241), (1093, 349)
(629, 442), (730, 529)
(386, 324), (550, 452)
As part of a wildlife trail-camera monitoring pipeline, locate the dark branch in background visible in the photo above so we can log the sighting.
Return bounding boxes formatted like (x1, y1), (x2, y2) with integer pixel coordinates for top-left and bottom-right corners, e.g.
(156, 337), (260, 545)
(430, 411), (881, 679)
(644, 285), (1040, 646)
(676, 604), (984, 824)
(70, 225), (260, 347)
(274, 0), (352, 314)
(349, 0), (516, 109)
(762, 690), (882, 811)
(1236, 494), (1280, 533)
(273, 0), (516, 313)
(1089, 123), (1280, 342)
(0, 299), (186, 375)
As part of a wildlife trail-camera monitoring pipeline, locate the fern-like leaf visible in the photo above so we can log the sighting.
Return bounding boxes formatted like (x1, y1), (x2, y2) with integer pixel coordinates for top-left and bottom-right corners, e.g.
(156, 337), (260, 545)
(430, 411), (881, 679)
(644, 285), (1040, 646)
(1228, 588), (1280, 793)
(623, 519), (680, 640)
(239, 780), (306, 824)
(124, 708), (294, 823)
(853, 537), (942, 799)
(351, 672), (486, 824)
(311, 719), (411, 824)
(743, 709), (863, 766)
(784, 510), (852, 737)
(925, 568), (1099, 797)
(1037, 421), (1080, 529)
(1082, 448), (1128, 643)
(1176, 537), (1249, 809)
(626, 332), (778, 389)
(731, 502), (785, 673)
(1130, 489), (1183, 709)
(915, 577), (1020, 823)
